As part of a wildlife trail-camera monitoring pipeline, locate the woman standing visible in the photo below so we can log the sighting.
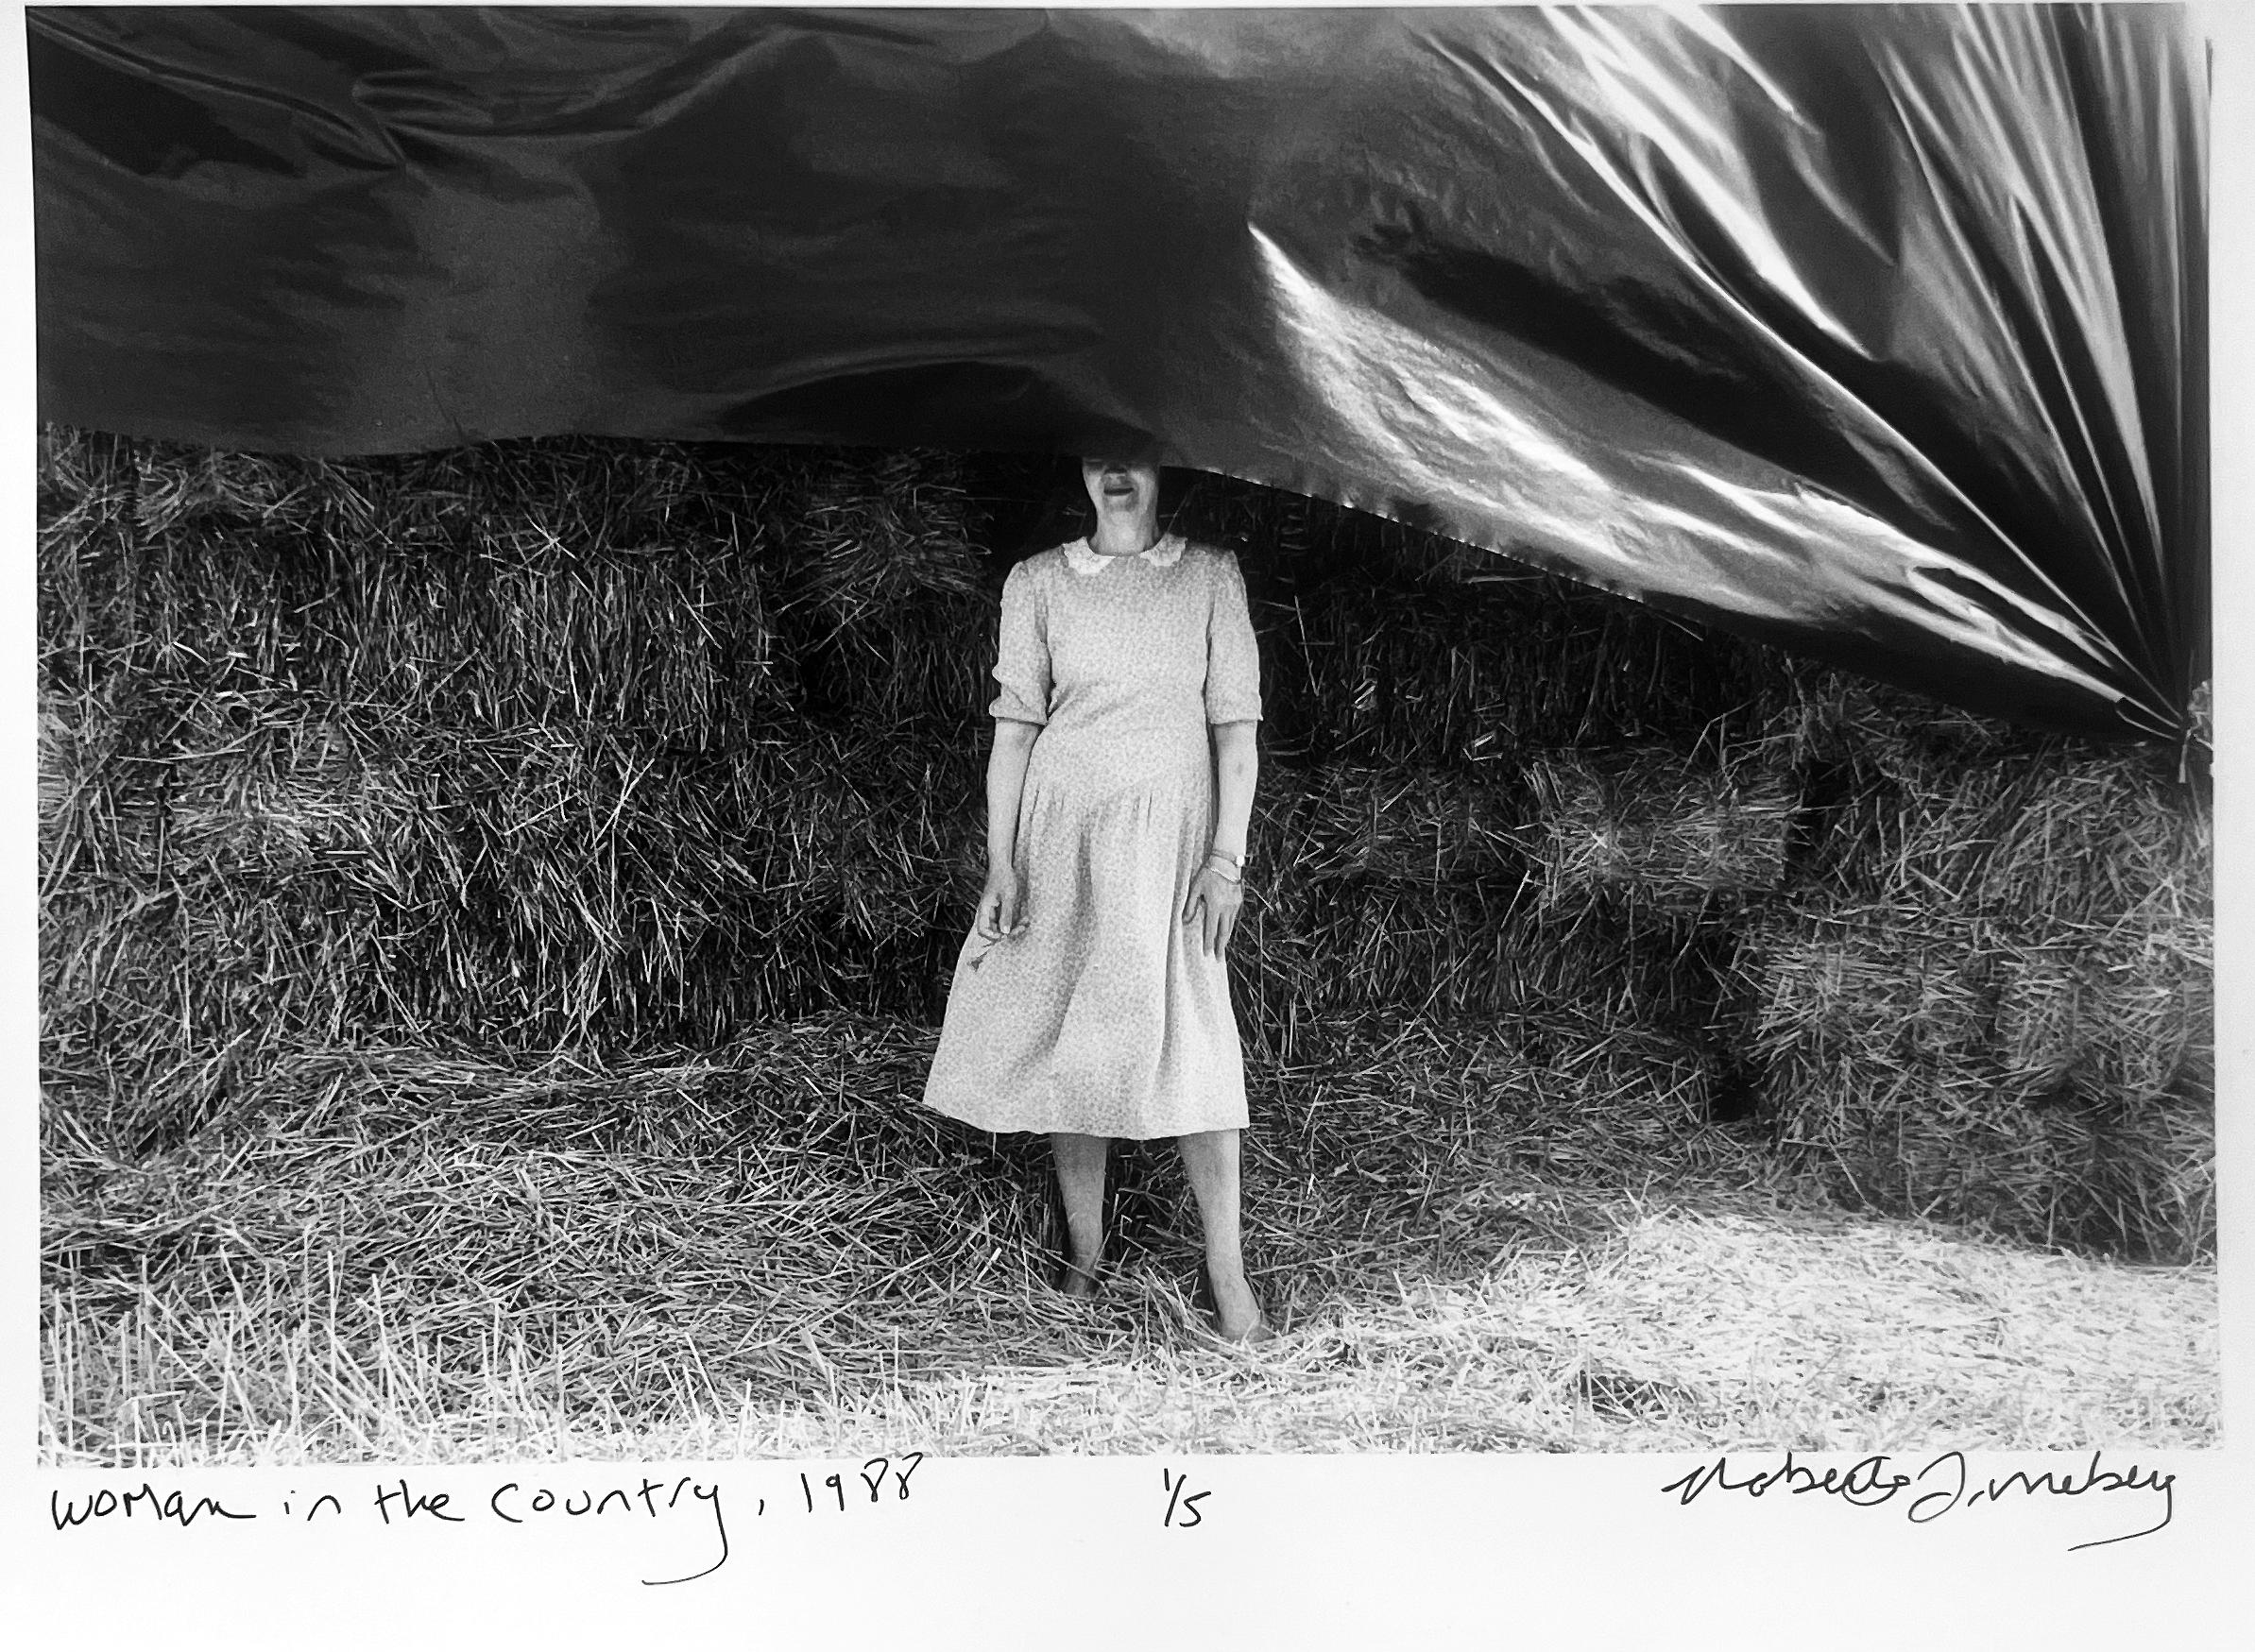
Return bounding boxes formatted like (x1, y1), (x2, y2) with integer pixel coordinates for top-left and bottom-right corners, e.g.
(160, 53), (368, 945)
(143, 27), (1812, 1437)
(922, 456), (1269, 1343)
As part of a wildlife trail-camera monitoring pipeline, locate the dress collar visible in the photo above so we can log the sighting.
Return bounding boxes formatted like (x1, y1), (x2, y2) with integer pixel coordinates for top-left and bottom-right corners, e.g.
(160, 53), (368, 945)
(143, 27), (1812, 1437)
(1064, 532), (1185, 575)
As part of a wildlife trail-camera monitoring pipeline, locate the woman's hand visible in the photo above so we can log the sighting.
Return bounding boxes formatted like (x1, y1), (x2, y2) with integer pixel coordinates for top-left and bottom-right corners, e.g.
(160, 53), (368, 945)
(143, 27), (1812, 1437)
(974, 862), (1028, 941)
(1181, 863), (1244, 958)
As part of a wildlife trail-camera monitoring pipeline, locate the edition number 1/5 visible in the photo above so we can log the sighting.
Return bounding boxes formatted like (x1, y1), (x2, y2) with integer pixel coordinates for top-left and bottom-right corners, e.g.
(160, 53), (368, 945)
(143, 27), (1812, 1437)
(1160, 1468), (1209, 1529)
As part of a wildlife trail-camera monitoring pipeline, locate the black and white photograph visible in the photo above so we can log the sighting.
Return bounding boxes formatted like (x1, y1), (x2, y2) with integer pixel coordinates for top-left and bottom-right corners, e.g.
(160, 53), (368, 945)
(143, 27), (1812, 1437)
(15, 2), (2245, 1641)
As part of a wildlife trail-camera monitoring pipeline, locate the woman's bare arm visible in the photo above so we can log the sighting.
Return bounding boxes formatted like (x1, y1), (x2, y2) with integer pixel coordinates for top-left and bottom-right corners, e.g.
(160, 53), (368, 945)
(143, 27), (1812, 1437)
(978, 718), (1043, 936)
(1183, 720), (1258, 956)
(1208, 720), (1258, 863)
(986, 719), (1041, 867)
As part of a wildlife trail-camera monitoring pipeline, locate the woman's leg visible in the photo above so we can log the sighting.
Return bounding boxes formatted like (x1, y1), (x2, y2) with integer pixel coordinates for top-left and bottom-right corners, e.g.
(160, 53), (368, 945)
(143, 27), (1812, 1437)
(1051, 1133), (1109, 1297)
(1177, 1129), (1266, 1340)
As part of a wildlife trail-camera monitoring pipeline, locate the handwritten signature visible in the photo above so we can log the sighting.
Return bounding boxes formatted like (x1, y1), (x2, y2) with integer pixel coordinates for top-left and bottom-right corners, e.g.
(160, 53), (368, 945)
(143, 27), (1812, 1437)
(1661, 1449), (2175, 1551)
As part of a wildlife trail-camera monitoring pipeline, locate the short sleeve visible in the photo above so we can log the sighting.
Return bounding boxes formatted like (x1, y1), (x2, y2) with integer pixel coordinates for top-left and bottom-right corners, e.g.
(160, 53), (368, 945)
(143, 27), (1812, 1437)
(1203, 550), (1263, 724)
(986, 558), (1052, 724)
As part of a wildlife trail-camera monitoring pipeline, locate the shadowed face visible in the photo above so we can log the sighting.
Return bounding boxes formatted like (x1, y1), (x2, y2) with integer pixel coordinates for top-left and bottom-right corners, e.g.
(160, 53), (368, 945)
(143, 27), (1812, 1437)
(1081, 457), (1160, 538)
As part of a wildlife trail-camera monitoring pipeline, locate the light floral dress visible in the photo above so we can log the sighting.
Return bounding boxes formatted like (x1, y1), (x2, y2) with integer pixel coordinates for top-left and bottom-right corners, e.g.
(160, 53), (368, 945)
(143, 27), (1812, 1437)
(922, 533), (1262, 1139)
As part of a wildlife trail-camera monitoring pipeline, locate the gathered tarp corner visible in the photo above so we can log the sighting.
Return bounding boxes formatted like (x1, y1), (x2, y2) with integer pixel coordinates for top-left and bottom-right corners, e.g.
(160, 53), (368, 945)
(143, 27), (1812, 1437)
(30, 5), (2207, 742)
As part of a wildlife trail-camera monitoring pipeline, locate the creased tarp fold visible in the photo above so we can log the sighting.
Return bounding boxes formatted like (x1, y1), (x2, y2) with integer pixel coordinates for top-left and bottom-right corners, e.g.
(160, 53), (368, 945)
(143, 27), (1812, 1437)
(30, 5), (2206, 741)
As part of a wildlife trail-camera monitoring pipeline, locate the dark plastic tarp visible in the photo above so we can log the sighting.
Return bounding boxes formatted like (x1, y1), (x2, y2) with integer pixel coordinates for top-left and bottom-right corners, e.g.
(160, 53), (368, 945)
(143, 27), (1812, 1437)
(29, 6), (2207, 741)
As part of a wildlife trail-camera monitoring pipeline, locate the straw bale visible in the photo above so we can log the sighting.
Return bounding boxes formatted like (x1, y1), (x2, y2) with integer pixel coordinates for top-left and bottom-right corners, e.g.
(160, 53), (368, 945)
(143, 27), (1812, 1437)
(1261, 765), (1521, 888)
(49, 435), (1010, 740)
(1987, 949), (2081, 1085)
(1523, 749), (1797, 909)
(1796, 1068), (2216, 1266)
(40, 425), (128, 514)
(47, 501), (788, 744)
(1751, 659), (2024, 784)
(1248, 882), (1527, 1022)
(782, 449), (988, 618)
(1749, 911), (1992, 1063)
(1971, 758), (2207, 928)
(128, 442), (318, 536)
(38, 690), (135, 882)
(1743, 738), (2212, 1258)
(1250, 574), (1779, 768)
(39, 435), (143, 666)
(160, 716), (419, 877)
(41, 866), (398, 1149)
(792, 586), (996, 730)
(1230, 872), (1735, 1064)
(42, 692), (994, 1126)
(1897, 753), (2208, 1107)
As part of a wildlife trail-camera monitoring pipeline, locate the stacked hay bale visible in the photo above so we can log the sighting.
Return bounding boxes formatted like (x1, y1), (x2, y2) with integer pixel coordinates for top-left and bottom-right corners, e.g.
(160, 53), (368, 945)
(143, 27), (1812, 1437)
(1739, 673), (2212, 1259)
(37, 432), (2212, 1259)
(39, 430), (993, 1148)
